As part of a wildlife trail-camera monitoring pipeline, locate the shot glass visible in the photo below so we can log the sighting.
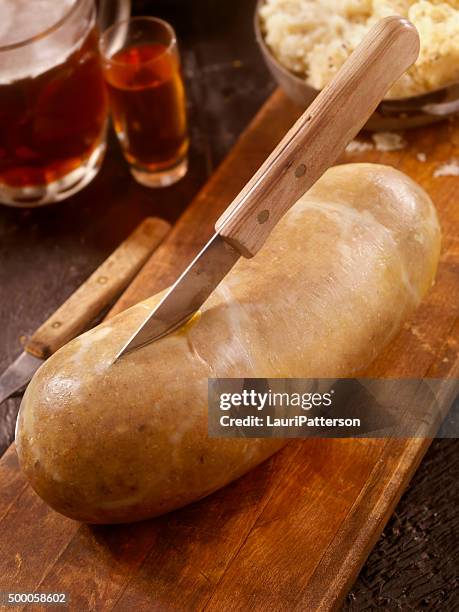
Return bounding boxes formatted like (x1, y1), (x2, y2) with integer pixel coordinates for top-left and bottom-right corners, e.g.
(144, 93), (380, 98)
(100, 17), (189, 188)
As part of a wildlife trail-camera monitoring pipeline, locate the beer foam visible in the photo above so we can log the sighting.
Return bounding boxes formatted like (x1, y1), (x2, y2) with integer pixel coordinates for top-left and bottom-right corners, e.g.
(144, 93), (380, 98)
(0, 0), (75, 46)
(0, 0), (89, 84)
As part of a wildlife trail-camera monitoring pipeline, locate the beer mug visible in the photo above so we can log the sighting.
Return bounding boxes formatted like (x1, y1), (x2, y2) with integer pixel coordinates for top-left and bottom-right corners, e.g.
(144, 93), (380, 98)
(0, 0), (127, 207)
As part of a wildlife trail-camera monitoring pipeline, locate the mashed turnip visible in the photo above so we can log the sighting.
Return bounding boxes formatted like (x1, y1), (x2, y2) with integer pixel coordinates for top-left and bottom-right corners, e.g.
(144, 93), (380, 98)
(259, 0), (459, 98)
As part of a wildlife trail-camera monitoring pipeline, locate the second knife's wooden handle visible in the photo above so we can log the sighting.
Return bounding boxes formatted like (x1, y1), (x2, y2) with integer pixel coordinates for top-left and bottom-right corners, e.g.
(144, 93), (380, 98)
(25, 217), (170, 359)
(215, 17), (420, 257)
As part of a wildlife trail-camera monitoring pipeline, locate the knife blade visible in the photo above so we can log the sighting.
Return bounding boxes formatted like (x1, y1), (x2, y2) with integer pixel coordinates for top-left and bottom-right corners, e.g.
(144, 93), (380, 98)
(0, 217), (170, 405)
(0, 352), (44, 403)
(116, 234), (240, 357)
(116, 17), (420, 359)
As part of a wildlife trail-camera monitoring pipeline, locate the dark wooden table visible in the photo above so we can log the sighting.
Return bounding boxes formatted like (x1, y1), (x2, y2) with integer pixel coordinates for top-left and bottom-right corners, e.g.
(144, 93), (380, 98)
(0, 1), (457, 609)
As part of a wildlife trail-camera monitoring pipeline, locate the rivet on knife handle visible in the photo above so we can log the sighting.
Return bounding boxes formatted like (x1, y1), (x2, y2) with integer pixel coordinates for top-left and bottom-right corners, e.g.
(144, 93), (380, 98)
(25, 217), (170, 359)
(215, 16), (420, 258)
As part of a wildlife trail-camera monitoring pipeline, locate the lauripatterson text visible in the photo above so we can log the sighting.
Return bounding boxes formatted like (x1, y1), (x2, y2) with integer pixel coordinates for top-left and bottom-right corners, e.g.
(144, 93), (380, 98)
(220, 415), (361, 428)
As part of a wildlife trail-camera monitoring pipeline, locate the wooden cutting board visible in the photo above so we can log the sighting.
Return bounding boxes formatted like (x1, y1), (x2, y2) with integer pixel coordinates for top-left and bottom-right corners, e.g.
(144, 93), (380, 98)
(0, 90), (458, 611)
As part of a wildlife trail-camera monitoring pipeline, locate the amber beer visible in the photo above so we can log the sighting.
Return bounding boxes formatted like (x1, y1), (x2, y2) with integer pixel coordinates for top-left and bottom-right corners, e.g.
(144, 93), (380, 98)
(0, 0), (108, 206)
(101, 18), (189, 187)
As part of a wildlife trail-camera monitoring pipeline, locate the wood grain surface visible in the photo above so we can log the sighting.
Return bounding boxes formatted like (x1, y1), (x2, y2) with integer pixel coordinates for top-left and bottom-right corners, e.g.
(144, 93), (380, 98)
(0, 87), (457, 611)
(25, 218), (170, 359)
(344, 437), (458, 610)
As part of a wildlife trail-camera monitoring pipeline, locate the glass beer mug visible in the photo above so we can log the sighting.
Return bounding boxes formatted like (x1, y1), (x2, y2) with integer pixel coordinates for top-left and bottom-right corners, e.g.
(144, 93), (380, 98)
(0, 0), (129, 207)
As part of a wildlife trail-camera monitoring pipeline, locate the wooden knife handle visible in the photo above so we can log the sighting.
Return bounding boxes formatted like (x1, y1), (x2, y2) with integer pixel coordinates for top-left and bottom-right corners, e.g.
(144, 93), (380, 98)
(25, 217), (170, 359)
(215, 17), (420, 257)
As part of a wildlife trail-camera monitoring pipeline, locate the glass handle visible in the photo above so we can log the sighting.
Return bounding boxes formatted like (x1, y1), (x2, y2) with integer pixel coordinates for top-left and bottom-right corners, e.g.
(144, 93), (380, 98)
(97, 0), (131, 32)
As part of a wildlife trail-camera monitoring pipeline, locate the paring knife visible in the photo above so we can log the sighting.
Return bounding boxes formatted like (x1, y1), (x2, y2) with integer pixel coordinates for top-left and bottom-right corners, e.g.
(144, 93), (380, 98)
(116, 16), (420, 359)
(0, 217), (170, 404)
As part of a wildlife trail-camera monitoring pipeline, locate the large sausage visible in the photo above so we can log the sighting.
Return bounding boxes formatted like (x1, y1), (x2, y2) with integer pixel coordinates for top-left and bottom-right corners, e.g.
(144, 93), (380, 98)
(16, 163), (441, 523)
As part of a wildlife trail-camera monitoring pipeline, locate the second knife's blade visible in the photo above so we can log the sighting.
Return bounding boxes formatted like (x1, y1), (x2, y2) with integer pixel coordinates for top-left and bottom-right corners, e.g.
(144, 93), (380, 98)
(115, 233), (240, 359)
(0, 352), (44, 404)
